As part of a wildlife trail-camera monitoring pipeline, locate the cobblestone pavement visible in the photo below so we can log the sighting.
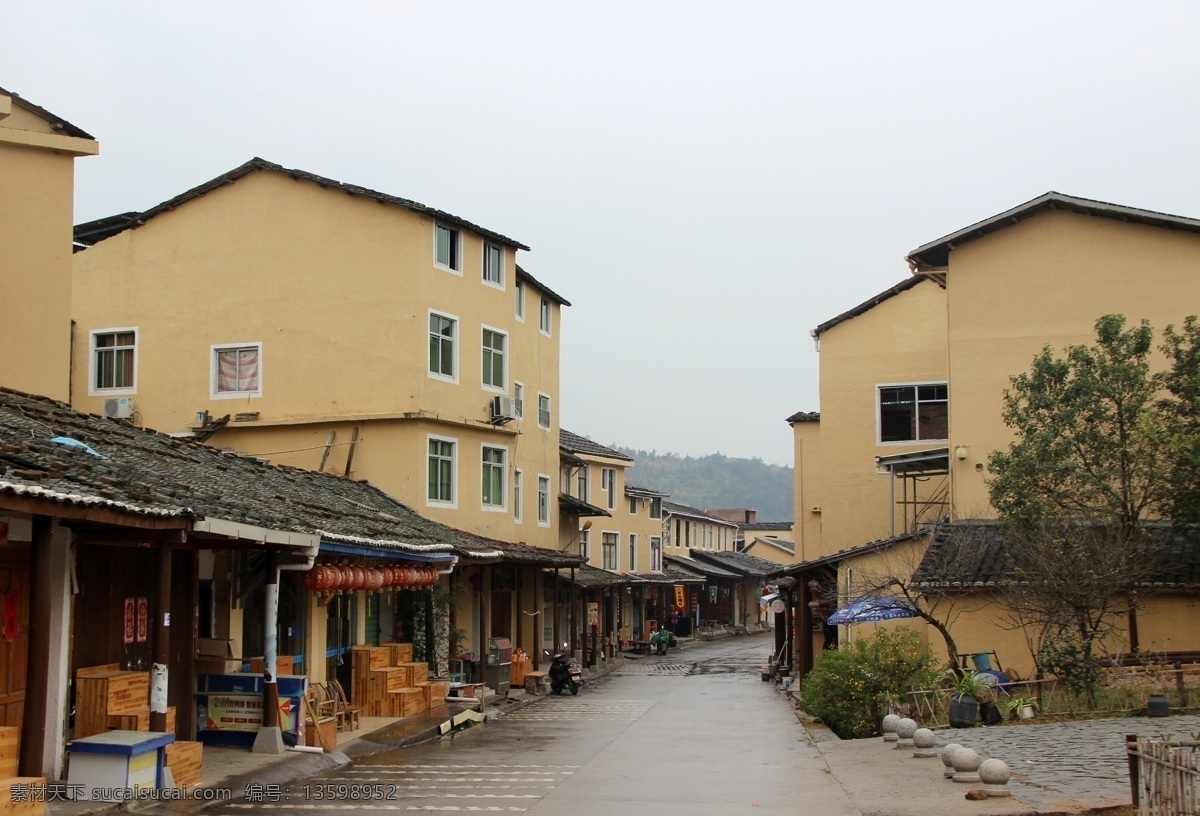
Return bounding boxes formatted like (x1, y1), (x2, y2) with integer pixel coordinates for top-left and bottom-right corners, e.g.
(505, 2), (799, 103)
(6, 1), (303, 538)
(944, 714), (1200, 811)
(615, 659), (694, 676)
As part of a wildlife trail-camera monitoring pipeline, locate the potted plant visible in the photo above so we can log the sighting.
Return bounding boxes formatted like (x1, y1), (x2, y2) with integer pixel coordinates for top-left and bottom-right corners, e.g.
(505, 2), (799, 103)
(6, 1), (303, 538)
(946, 672), (986, 728)
(1001, 696), (1039, 720)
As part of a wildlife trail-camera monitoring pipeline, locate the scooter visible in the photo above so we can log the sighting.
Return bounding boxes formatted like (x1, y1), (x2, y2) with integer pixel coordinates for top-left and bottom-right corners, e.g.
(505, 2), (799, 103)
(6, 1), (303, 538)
(545, 649), (583, 695)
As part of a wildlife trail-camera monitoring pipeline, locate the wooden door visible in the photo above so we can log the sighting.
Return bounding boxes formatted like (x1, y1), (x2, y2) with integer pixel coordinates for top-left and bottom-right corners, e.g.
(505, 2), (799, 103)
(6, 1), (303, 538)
(0, 543), (31, 728)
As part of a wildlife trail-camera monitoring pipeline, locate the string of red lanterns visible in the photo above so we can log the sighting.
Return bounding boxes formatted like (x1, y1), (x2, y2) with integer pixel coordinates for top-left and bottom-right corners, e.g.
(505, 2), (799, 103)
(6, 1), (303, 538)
(302, 564), (439, 592)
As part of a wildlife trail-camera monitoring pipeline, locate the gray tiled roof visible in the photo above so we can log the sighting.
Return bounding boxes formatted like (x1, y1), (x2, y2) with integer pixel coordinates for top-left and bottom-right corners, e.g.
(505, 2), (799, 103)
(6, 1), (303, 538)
(742, 522), (793, 531)
(690, 549), (782, 577)
(786, 411), (820, 424)
(912, 519), (1200, 589)
(0, 388), (580, 566)
(662, 500), (736, 525)
(665, 555), (739, 579)
(559, 430), (633, 462)
(812, 277), (928, 338)
(625, 483), (669, 498)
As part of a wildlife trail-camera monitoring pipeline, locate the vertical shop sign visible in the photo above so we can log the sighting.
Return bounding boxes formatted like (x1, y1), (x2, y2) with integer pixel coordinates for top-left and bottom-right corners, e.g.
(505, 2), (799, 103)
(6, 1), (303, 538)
(136, 597), (148, 643)
(124, 597), (136, 644)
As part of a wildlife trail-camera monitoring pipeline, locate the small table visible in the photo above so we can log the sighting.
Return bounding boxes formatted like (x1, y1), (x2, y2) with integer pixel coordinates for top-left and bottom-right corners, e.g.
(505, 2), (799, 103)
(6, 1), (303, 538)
(67, 730), (175, 800)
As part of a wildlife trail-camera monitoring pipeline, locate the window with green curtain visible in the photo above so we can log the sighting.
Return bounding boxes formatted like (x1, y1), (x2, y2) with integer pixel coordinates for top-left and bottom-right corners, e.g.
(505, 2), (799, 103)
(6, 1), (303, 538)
(428, 438), (454, 502)
(429, 313), (455, 377)
(482, 446), (505, 506)
(482, 329), (506, 388)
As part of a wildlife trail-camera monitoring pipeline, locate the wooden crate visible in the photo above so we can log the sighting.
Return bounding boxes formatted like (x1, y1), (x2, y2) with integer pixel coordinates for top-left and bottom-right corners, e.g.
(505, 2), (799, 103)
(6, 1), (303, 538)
(75, 664), (120, 679)
(396, 662), (428, 685)
(388, 643), (414, 664)
(75, 671), (149, 738)
(106, 706), (175, 734)
(389, 687), (426, 718)
(305, 716), (337, 750)
(0, 727), (18, 777)
(248, 656), (295, 676)
(351, 647), (393, 704)
(0, 777), (46, 816)
(164, 740), (203, 788)
(417, 679), (450, 709)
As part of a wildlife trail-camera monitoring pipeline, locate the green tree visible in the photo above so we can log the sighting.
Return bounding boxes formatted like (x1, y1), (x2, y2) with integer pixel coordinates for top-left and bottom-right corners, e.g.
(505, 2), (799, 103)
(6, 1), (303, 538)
(986, 315), (1175, 698)
(1159, 316), (1200, 526)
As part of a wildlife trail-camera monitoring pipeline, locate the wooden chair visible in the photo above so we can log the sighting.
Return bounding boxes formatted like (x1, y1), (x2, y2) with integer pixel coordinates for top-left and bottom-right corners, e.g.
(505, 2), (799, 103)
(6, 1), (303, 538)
(327, 680), (360, 732)
(303, 690), (337, 750)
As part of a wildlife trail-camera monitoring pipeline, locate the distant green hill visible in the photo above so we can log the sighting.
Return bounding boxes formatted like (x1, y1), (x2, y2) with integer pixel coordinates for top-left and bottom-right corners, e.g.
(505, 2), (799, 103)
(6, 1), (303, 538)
(613, 447), (794, 522)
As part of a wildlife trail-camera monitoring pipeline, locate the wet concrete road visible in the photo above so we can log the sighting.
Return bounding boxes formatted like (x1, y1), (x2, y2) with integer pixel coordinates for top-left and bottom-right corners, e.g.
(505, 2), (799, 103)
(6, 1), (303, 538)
(207, 634), (860, 815)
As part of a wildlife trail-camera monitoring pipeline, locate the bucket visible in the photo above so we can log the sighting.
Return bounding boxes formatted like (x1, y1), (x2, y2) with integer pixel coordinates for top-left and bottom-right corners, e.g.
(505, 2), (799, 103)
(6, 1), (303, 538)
(1147, 694), (1170, 717)
(971, 653), (992, 671)
(948, 695), (979, 728)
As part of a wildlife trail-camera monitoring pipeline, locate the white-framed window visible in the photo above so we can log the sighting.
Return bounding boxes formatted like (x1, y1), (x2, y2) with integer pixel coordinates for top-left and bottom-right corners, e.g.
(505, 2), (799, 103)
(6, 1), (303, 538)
(579, 529), (591, 561)
(878, 382), (948, 443)
(513, 382), (525, 420)
(649, 497), (662, 520)
(211, 342), (261, 398)
(428, 311), (457, 381)
(481, 445), (507, 510)
(601, 467), (616, 509)
(538, 393), (551, 429)
(629, 496), (638, 515)
(427, 435), (457, 507)
(537, 475), (551, 526)
(482, 327), (507, 391)
(629, 534), (637, 572)
(483, 242), (504, 287)
(602, 532), (618, 570)
(650, 536), (662, 572)
(90, 328), (137, 395)
(513, 469), (523, 523)
(434, 223), (462, 273)
(515, 280), (525, 321)
(539, 296), (552, 335)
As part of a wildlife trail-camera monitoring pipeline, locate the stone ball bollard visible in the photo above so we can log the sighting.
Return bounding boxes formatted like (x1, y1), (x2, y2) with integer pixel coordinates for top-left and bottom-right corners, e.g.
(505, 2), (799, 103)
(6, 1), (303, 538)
(941, 743), (963, 779)
(894, 717), (918, 750)
(881, 714), (901, 742)
(952, 746), (982, 784)
(979, 758), (1013, 797)
(912, 728), (938, 758)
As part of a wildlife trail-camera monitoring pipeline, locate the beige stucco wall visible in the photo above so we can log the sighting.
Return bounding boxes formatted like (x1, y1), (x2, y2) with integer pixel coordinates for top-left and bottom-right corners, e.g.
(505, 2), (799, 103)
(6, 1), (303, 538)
(791, 419), (822, 562)
(0, 95), (97, 401)
(72, 168), (562, 547)
(946, 209), (1200, 515)
(814, 279), (948, 557)
(563, 454), (669, 572)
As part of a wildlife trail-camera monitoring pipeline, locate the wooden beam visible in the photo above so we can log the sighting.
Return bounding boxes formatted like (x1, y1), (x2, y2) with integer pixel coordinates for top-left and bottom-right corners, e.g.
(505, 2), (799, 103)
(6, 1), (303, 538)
(0, 496), (189, 530)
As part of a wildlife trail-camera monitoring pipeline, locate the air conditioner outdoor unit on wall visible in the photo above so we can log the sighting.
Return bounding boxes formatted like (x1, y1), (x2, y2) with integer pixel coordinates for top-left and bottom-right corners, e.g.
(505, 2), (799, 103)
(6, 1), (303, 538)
(103, 397), (135, 419)
(490, 395), (518, 424)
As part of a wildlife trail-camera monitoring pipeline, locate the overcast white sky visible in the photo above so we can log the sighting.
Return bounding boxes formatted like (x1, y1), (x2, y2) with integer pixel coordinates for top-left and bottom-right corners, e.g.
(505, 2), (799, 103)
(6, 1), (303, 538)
(8, 2), (1200, 466)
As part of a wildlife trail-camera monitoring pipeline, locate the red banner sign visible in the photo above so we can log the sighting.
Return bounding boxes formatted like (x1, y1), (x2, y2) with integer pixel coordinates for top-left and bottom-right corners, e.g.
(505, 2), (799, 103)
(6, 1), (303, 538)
(123, 597), (135, 644)
(3, 588), (18, 640)
(136, 597), (148, 643)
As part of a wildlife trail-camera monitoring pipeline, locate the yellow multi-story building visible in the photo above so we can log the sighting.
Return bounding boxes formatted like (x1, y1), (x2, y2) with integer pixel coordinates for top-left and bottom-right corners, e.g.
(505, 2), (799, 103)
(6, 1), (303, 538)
(787, 192), (1200, 678)
(72, 158), (568, 550)
(0, 86), (98, 401)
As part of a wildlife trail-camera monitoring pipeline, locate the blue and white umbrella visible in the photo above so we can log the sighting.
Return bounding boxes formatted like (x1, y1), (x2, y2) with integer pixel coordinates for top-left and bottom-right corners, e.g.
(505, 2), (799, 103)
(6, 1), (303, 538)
(826, 596), (917, 625)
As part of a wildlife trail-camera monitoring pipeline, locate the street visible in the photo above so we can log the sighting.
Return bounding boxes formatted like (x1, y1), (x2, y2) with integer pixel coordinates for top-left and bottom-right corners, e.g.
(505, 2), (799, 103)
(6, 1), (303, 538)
(205, 634), (859, 815)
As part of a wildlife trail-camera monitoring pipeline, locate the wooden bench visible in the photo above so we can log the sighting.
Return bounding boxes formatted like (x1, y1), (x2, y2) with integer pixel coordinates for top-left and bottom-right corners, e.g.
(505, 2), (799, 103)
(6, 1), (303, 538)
(627, 641), (653, 655)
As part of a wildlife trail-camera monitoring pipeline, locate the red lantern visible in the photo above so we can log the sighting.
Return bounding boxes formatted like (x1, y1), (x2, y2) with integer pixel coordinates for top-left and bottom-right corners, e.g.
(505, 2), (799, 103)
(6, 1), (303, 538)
(302, 567), (323, 591)
(421, 567), (434, 586)
(388, 566), (401, 587)
(335, 566), (353, 591)
(366, 568), (384, 591)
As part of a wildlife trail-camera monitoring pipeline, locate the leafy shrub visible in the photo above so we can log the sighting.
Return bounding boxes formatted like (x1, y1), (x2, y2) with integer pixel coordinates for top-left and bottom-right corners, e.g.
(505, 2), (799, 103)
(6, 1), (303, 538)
(799, 627), (938, 739)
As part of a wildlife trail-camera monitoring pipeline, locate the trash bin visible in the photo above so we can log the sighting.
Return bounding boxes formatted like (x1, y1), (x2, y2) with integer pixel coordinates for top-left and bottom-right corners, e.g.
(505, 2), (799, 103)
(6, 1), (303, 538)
(971, 653), (992, 671)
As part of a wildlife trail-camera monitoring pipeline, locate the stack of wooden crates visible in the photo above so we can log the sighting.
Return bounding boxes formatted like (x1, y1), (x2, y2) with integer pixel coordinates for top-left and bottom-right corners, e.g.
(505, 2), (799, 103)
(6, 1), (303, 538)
(351, 644), (449, 718)
(74, 664), (204, 788)
(0, 726), (44, 816)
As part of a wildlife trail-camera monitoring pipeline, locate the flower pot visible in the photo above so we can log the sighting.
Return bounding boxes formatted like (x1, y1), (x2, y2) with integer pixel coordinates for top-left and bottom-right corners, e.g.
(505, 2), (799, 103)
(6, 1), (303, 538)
(948, 694), (979, 728)
(1018, 704), (1035, 720)
(1147, 694), (1170, 717)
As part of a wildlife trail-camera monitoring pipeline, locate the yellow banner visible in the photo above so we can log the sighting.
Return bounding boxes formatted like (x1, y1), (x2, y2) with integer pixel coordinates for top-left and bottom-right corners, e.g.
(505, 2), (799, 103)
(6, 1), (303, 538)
(674, 585), (686, 609)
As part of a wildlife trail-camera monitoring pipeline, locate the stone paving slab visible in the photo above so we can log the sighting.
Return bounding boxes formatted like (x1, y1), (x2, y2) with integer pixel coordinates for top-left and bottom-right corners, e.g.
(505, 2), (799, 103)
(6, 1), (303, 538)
(813, 712), (1200, 815)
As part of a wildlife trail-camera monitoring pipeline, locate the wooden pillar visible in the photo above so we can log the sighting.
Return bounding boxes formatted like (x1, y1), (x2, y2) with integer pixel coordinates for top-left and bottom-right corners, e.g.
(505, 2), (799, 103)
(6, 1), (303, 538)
(260, 550), (279, 730)
(568, 568), (576, 654)
(20, 517), (51, 776)
(150, 541), (173, 733)
(552, 568), (560, 652)
(797, 577), (813, 682)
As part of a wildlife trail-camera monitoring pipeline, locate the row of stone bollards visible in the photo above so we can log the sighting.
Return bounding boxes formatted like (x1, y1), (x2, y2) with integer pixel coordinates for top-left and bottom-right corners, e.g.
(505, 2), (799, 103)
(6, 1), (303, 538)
(881, 714), (1013, 799)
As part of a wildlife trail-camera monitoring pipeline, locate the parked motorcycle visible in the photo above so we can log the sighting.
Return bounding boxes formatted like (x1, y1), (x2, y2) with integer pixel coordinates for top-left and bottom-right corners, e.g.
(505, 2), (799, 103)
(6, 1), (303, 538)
(545, 649), (583, 695)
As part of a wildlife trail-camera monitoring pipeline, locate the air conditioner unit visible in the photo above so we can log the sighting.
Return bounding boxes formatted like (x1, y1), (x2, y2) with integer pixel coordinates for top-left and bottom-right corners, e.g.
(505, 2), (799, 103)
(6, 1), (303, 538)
(103, 397), (135, 419)
(490, 396), (518, 424)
